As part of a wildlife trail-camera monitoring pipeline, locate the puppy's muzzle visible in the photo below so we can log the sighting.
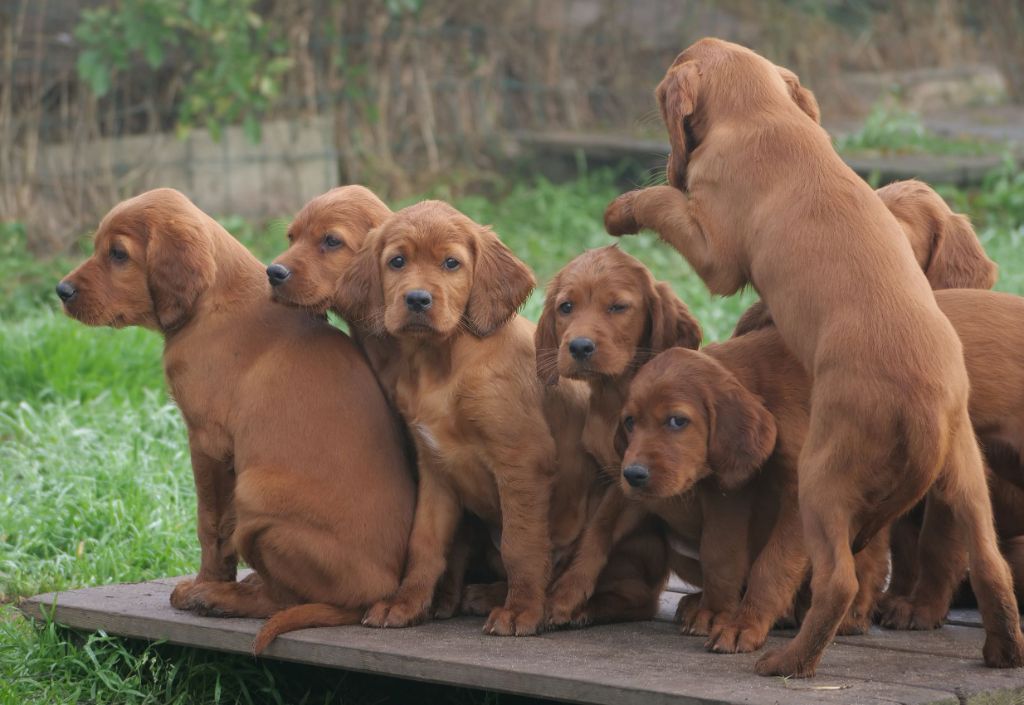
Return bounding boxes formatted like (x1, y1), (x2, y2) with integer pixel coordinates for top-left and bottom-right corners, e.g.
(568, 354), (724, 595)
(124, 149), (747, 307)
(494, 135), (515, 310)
(622, 464), (650, 488)
(568, 337), (596, 361)
(405, 289), (433, 313)
(56, 280), (77, 303)
(266, 263), (292, 286)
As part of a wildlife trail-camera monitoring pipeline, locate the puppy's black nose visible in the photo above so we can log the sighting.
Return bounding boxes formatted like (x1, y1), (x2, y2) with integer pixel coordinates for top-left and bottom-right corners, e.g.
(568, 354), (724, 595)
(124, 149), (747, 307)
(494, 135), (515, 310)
(568, 337), (596, 361)
(56, 280), (77, 303)
(622, 464), (650, 488)
(405, 289), (433, 313)
(266, 263), (292, 286)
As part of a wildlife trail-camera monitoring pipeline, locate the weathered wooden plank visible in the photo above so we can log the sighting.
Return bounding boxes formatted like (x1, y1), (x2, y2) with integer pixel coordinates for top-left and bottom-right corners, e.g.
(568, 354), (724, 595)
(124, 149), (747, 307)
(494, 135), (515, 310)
(22, 578), (1024, 705)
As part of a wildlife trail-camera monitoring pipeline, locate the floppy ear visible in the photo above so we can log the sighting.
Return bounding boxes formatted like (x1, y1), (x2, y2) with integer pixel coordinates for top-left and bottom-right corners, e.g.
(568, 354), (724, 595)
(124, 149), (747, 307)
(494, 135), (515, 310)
(777, 66), (820, 124)
(645, 280), (702, 352)
(926, 212), (998, 290)
(334, 227), (386, 333)
(656, 61), (700, 185)
(535, 275), (563, 385)
(465, 225), (536, 337)
(706, 375), (777, 491)
(145, 209), (216, 331)
(732, 300), (775, 337)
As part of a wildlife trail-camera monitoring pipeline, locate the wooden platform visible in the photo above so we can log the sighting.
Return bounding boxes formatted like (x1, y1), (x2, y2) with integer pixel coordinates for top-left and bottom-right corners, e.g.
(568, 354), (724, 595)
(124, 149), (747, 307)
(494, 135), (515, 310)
(18, 576), (1024, 705)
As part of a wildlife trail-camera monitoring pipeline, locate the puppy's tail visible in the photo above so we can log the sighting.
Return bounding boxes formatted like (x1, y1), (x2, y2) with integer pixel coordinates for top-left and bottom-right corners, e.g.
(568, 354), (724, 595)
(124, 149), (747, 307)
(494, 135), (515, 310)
(252, 604), (363, 655)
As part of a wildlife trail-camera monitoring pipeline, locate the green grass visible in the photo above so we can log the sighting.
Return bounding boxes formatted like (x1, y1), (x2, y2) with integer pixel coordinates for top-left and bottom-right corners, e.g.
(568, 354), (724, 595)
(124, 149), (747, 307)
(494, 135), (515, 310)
(2, 168), (1023, 703)
(835, 102), (1005, 157)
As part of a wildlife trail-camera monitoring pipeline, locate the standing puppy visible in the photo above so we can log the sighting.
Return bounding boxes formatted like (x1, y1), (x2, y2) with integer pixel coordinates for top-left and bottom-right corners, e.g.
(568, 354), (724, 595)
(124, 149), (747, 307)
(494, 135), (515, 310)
(57, 189), (415, 653)
(604, 38), (1023, 676)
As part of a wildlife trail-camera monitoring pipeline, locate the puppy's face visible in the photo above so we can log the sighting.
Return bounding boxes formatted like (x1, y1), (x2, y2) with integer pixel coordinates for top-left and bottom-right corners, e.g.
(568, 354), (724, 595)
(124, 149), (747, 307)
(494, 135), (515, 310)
(336, 201), (535, 340)
(270, 186), (392, 313)
(535, 246), (700, 385)
(618, 347), (776, 499)
(58, 224), (157, 329)
(57, 188), (214, 332)
(618, 350), (713, 499)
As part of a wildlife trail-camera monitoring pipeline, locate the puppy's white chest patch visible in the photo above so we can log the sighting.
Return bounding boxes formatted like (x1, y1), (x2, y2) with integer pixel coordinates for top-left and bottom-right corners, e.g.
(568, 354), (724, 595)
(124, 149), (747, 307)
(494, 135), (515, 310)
(667, 533), (700, 561)
(413, 423), (443, 456)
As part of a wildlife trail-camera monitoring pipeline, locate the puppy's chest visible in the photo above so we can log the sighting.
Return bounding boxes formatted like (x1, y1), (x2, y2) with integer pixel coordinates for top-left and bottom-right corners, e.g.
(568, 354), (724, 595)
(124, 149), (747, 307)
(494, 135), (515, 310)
(648, 495), (703, 559)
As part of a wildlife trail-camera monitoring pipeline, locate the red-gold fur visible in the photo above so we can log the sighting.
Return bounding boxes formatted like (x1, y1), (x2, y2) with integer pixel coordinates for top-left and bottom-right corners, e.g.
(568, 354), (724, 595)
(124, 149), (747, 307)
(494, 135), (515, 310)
(604, 38), (1023, 676)
(58, 188), (415, 654)
(335, 201), (618, 636)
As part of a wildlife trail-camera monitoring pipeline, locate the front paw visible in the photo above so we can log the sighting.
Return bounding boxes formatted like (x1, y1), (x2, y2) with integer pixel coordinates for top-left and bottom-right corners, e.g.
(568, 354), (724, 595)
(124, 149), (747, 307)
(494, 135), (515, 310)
(484, 603), (543, 636)
(674, 593), (723, 636)
(706, 617), (769, 653)
(546, 580), (589, 629)
(983, 631), (1024, 668)
(461, 582), (507, 616)
(170, 579), (197, 610)
(836, 606), (872, 635)
(755, 646), (819, 678)
(604, 192), (641, 236)
(877, 595), (946, 630)
(361, 599), (428, 629)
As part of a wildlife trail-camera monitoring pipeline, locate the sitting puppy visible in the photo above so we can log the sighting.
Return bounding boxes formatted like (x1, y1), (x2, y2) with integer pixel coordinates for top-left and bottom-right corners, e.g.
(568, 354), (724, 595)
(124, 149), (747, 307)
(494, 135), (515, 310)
(56, 188), (415, 653)
(534, 246), (715, 629)
(335, 200), (615, 636)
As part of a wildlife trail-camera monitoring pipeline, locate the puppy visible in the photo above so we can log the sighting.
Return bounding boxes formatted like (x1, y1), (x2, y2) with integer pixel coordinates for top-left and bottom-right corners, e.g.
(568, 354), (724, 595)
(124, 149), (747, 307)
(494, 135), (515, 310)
(335, 200), (607, 636)
(57, 188), (415, 653)
(534, 246), (709, 629)
(605, 38), (1022, 675)
(733, 179), (998, 336)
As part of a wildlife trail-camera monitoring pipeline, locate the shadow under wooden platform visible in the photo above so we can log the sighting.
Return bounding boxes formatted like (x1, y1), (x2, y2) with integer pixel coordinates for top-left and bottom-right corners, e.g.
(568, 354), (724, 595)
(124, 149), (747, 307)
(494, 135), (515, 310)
(18, 576), (1024, 705)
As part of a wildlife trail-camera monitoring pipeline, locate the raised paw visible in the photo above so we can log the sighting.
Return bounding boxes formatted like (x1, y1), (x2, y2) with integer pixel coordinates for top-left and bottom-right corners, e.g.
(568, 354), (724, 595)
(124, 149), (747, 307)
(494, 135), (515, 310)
(484, 604), (543, 636)
(361, 599), (428, 629)
(706, 618), (768, 654)
(877, 595), (946, 630)
(755, 646), (819, 679)
(983, 632), (1024, 669)
(604, 192), (641, 236)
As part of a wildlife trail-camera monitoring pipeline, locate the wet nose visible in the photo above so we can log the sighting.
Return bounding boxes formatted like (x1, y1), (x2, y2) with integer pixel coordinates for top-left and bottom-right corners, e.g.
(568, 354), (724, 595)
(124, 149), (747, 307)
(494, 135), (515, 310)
(56, 280), (77, 303)
(405, 289), (433, 313)
(568, 337), (596, 361)
(266, 263), (292, 286)
(622, 464), (650, 488)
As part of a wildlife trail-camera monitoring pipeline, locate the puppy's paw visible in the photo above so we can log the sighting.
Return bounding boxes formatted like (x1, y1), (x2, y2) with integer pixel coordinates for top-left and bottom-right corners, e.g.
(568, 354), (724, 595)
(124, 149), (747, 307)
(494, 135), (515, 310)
(361, 599), (427, 629)
(675, 593), (723, 636)
(604, 192), (641, 236)
(545, 580), (589, 628)
(983, 631), (1024, 669)
(169, 579), (197, 610)
(461, 582), (507, 616)
(431, 591), (460, 620)
(706, 618), (768, 654)
(877, 596), (945, 630)
(836, 608), (872, 636)
(755, 646), (818, 679)
(484, 604), (543, 636)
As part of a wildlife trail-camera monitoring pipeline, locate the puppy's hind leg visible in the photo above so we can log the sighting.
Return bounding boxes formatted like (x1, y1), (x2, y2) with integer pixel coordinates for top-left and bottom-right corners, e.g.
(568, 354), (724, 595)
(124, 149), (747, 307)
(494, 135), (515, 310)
(941, 422), (1024, 668)
(173, 575), (286, 618)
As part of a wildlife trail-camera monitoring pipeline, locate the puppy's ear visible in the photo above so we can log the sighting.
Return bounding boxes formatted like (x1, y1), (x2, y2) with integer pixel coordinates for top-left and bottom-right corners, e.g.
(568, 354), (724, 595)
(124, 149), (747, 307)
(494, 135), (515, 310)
(732, 300), (775, 337)
(535, 274), (563, 385)
(334, 227), (385, 332)
(707, 376), (777, 491)
(926, 212), (998, 290)
(146, 207), (216, 331)
(465, 225), (536, 337)
(777, 66), (820, 124)
(656, 61), (700, 185)
(613, 420), (629, 460)
(646, 280), (702, 352)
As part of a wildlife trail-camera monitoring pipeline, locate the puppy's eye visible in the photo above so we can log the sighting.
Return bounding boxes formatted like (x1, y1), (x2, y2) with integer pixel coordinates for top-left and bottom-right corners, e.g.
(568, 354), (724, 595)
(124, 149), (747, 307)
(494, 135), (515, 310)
(623, 416), (635, 433)
(323, 233), (344, 249)
(666, 415), (690, 430)
(443, 257), (460, 271)
(558, 301), (573, 315)
(109, 247), (128, 263)
(608, 303), (629, 313)
(388, 255), (406, 270)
